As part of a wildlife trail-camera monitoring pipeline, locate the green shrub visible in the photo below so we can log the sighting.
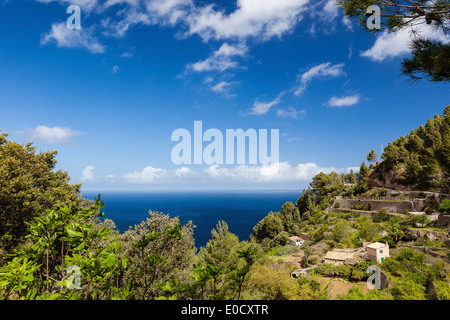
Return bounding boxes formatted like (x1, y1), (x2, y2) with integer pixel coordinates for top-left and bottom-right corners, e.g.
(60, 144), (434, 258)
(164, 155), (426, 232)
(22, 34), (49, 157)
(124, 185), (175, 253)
(438, 199), (450, 214)
(308, 255), (320, 265)
(374, 209), (390, 222)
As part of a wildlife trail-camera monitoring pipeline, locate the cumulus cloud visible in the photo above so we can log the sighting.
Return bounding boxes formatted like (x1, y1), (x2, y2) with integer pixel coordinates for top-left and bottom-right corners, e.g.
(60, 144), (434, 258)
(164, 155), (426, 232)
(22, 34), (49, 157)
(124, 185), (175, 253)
(122, 162), (359, 185)
(293, 62), (345, 96)
(41, 22), (105, 54)
(123, 166), (168, 183)
(80, 166), (96, 181)
(17, 125), (86, 144)
(327, 94), (360, 107)
(37, 0), (312, 44)
(185, 0), (309, 41)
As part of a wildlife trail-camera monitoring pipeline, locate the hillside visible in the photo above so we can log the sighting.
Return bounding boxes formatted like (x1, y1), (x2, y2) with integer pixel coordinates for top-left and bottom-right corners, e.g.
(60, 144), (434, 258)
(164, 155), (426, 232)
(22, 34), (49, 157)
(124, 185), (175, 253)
(370, 106), (450, 193)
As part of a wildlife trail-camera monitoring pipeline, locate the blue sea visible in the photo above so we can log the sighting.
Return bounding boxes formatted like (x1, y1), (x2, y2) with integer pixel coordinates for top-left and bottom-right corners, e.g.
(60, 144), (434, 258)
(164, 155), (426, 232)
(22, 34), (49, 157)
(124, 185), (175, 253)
(81, 191), (300, 248)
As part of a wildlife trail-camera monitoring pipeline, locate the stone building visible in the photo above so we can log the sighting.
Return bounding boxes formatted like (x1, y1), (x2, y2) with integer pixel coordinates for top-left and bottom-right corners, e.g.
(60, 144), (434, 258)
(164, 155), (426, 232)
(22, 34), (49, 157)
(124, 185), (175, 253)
(366, 242), (389, 263)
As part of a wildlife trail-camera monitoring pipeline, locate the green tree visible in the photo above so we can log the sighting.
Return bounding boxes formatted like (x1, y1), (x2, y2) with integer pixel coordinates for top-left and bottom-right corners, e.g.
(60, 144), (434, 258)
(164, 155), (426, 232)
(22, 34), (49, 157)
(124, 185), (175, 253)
(120, 211), (196, 300)
(199, 221), (240, 273)
(374, 209), (390, 222)
(0, 131), (85, 251)
(310, 172), (345, 198)
(367, 150), (378, 163)
(251, 212), (284, 242)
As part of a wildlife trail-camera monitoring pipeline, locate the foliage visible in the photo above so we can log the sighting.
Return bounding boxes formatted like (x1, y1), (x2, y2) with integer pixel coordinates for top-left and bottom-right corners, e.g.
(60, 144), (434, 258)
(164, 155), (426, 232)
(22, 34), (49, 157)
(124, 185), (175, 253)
(243, 261), (327, 300)
(373, 106), (450, 191)
(390, 277), (427, 300)
(338, 285), (393, 300)
(0, 198), (128, 300)
(401, 39), (450, 82)
(438, 199), (450, 214)
(367, 150), (378, 163)
(0, 131), (85, 251)
(374, 209), (390, 222)
(119, 211), (196, 300)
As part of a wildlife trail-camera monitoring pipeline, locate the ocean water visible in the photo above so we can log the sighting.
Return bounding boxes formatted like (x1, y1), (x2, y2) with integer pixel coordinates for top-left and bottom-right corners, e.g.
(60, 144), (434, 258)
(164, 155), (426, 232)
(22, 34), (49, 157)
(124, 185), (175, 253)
(81, 191), (300, 248)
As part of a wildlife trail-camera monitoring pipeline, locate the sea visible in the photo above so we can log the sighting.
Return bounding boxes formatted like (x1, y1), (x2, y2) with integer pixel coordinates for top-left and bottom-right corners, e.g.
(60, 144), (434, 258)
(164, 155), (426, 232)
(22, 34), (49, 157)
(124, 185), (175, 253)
(81, 190), (300, 248)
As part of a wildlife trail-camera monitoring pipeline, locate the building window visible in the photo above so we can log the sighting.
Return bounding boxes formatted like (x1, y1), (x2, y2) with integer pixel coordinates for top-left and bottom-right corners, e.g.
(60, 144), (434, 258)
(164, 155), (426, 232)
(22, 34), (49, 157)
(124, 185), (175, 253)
(380, 250), (383, 254)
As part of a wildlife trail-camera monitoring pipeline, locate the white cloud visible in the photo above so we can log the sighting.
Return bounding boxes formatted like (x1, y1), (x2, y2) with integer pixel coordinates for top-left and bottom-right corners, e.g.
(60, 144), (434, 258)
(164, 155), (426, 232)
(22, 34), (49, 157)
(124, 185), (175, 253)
(185, 0), (309, 41)
(122, 162), (359, 185)
(211, 80), (237, 97)
(37, 0), (310, 42)
(342, 16), (353, 32)
(175, 166), (195, 177)
(244, 92), (284, 115)
(80, 166), (96, 181)
(327, 94), (361, 107)
(35, 0), (99, 12)
(41, 22), (105, 54)
(361, 20), (450, 62)
(17, 125), (86, 144)
(321, 0), (339, 21)
(112, 65), (120, 73)
(187, 43), (247, 73)
(146, 0), (193, 25)
(276, 107), (306, 119)
(293, 62), (345, 96)
(123, 166), (168, 183)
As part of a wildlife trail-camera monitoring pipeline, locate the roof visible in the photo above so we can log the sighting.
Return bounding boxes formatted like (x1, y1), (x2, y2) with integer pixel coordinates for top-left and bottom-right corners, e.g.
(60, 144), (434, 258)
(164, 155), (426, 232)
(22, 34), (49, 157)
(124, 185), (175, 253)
(324, 251), (354, 261)
(288, 236), (302, 242)
(366, 242), (389, 249)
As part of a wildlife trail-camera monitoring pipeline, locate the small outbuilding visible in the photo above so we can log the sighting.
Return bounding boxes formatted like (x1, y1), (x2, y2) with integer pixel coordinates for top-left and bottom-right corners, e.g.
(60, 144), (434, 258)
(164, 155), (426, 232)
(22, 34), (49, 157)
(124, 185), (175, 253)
(323, 250), (355, 265)
(366, 242), (389, 263)
(288, 236), (304, 246)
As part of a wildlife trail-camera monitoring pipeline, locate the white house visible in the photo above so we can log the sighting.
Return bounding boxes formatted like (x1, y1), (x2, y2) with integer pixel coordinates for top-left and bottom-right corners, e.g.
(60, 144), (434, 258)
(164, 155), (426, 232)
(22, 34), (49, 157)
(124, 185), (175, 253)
(366, 242), (390, 263)
(287, 236), (304, 246)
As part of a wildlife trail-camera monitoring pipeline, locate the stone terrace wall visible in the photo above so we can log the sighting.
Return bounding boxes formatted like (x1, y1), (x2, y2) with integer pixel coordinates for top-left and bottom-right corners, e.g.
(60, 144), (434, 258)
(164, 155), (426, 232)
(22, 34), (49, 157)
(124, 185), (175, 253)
(335, 199), (414, 214)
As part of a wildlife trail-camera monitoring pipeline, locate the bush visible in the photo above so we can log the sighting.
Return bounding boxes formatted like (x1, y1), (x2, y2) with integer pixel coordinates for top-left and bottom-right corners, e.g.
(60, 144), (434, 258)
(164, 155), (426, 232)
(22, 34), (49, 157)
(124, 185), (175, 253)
(438, 199), (450, 214)
(308, 255), (321, 265)
(381, 258), (408, 277)
(390, 277), (427, 300)
(272, 231), (290, 247)
(374, 209), (390, 222)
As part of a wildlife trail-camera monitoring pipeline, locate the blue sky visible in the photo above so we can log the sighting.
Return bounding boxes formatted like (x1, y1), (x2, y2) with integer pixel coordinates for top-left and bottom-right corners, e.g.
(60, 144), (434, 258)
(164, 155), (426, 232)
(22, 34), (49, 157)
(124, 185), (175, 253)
(0, 0), (448, 191)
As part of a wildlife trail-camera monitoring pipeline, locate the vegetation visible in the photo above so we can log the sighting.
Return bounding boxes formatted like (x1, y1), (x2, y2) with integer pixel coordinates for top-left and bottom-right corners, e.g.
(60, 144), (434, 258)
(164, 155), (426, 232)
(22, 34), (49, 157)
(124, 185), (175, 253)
(0, 131), (85, 252)
(1, 106), (450, 300)
(371, 106), (450, 192)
